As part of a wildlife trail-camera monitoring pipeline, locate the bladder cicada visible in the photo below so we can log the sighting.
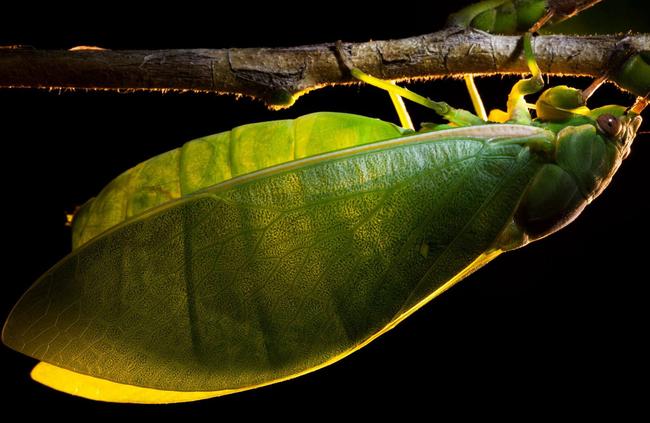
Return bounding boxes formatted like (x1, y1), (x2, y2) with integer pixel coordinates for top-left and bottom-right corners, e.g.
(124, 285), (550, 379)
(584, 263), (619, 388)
(2, 33), (646, 403)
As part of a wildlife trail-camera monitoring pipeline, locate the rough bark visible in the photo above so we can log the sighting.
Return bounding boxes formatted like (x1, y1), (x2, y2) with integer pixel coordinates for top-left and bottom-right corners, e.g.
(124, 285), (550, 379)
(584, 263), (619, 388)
(1, 28), (648, 107)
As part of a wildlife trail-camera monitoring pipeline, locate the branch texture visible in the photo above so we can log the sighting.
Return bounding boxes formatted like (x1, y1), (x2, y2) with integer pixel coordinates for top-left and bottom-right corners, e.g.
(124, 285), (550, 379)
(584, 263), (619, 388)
(1, 28), (648, 106)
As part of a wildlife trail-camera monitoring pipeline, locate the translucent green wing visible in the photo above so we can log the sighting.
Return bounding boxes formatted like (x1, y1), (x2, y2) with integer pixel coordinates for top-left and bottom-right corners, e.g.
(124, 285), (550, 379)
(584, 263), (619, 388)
(71, 112), (407, 248)
(3, 125), (545, 400)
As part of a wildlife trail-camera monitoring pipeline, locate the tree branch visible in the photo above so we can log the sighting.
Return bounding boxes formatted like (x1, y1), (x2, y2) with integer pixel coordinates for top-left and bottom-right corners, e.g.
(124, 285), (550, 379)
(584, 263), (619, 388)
(1, 28), (648, 107)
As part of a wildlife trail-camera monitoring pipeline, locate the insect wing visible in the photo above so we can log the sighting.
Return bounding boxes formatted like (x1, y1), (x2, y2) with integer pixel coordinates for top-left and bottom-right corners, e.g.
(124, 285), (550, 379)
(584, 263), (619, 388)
(3, 125), (544, 398)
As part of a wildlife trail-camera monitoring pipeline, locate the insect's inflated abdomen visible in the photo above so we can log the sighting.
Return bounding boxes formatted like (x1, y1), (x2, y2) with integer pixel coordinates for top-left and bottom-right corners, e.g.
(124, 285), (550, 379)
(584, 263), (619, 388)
(3, 129), (543, 392)
(72, 112), (406, 248)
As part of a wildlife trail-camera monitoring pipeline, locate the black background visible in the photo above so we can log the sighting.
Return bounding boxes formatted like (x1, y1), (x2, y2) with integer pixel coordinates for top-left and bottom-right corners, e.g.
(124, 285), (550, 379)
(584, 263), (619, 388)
(0, 1), (648, 417)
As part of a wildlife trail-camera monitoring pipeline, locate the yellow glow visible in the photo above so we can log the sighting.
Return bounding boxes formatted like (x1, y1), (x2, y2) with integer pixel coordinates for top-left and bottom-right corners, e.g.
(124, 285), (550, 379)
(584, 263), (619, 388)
(564, 105), (591, 116)
(488, 109), (510, 123)
(68, 46), (108, 51)
(631, 97), (648, 114)
(31, 362), (229, 404)
(370, 249), (502, 334)
(32, 249), (502, 404)
(65, 205), (82, 227)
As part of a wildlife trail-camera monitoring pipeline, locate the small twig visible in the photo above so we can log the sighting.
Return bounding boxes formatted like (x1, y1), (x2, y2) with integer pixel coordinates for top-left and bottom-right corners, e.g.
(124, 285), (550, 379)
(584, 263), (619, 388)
(0, 28), (648, 107)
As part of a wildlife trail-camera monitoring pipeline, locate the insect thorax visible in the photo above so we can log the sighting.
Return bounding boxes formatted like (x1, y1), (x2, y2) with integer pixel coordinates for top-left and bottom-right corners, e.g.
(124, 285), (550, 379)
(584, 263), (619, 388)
(498, 123), (626, 249)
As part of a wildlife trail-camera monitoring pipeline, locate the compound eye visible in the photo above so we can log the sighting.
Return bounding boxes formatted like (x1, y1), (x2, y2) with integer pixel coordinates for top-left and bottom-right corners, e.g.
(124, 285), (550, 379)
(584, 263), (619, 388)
(597, 114), (622, 137)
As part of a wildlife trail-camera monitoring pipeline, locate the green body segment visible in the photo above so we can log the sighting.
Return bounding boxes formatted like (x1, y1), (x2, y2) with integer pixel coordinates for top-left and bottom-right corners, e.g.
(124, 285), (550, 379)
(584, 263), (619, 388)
(516, 123), (618, 237)
(612, 52), (650, 98)
(447, 0), (548, 33)
(3, 125), (547, 391)
(72, 112), (407, 248)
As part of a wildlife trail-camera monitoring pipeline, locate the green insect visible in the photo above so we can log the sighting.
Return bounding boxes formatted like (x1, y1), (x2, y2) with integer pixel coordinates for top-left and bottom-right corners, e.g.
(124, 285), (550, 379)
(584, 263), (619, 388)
(447, 0), (602, 35)
(2, 33), (646, 403)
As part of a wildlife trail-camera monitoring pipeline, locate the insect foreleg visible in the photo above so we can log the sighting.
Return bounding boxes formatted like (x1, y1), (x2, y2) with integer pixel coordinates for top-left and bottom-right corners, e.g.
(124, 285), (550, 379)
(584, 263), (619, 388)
(489, 32), (545, 124)
(506, 32), (545, 123)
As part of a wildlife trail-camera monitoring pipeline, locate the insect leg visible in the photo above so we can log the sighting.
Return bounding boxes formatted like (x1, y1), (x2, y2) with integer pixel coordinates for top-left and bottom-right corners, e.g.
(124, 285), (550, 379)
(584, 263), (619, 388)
(581, 74), (607, 102)
(335, 42), (484, 127)
(464, 75), (488, 121)
(349, 68), (485, 127)
(630, 95), (648, 114)
(387, 82), (414, 130)
(528, 7), (554, 33)
(503, 32), (545, 124)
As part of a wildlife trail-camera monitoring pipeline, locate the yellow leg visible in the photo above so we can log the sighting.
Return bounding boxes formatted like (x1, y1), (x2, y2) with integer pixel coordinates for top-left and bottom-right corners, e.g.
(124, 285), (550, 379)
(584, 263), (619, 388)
(505, 32), (545, 124)
(349, 68), (484, 127)
(336, 41), (484, 127)
(464, 75), (488, 121)
(387, 82), (414, 130)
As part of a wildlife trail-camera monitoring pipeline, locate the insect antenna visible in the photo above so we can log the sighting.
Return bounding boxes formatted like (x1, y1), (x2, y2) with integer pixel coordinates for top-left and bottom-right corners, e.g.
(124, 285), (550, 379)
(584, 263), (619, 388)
(581, 75), (607, 103)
